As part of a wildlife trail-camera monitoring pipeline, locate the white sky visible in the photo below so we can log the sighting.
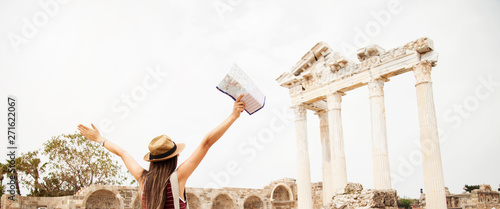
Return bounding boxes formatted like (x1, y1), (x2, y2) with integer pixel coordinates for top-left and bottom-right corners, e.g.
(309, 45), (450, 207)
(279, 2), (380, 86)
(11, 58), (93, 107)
(1, 0), (499, 199)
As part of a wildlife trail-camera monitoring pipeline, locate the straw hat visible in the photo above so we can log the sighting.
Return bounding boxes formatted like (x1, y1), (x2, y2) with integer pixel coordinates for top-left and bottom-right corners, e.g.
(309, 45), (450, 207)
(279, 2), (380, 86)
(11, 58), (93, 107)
(143, 135), (185, 162)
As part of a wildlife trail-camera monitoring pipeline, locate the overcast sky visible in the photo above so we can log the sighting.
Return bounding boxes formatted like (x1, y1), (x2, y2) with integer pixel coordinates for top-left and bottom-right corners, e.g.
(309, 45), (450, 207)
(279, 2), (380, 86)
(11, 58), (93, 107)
(1, 0), (499, 199)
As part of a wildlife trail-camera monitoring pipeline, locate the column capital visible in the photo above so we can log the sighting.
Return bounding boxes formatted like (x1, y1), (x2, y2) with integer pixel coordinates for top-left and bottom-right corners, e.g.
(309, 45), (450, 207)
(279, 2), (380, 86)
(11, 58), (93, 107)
(292, 105), (307, 120)
(316, 110), (329, 128)
(314, 109), (327, 116)
(368, 78), (388, 98)
(328, 91), (346, 97)
(327, 91), (345, 111)
(369, 77), (390, 83)
(412, 61), (433, 85)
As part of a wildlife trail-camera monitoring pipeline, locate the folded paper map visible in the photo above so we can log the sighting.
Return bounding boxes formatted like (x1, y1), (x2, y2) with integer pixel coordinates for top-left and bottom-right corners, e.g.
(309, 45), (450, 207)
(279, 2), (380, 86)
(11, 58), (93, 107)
(216, 64), (266, 115)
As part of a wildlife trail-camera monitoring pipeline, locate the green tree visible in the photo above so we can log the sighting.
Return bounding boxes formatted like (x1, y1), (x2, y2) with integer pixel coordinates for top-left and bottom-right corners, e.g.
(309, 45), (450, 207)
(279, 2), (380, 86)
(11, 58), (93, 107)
(16, 151), (46, 196)
(398, 197), (414, 209)
(464, 184), (480, 193)
(16, 133), (127, 197)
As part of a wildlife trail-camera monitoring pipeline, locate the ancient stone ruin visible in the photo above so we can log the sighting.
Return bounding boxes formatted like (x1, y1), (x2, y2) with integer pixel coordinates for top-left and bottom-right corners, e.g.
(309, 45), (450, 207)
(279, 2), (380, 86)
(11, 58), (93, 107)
(276, 37), (446, 209)
(421, 185), (500, 209)
(0, 178), (308, 209)
(2, 177), (498, 209)
(323, 183), (398, 209)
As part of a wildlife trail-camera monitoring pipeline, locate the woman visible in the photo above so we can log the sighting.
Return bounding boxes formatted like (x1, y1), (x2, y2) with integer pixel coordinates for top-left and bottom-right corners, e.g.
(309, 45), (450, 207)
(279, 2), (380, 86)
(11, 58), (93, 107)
(77, 94), (245, 209)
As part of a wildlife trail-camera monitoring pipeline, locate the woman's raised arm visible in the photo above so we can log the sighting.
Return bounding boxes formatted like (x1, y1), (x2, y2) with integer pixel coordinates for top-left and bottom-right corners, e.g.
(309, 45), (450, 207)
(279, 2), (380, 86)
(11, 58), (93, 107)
(177, 94), (245, 185)
(77, 124), (145, 183)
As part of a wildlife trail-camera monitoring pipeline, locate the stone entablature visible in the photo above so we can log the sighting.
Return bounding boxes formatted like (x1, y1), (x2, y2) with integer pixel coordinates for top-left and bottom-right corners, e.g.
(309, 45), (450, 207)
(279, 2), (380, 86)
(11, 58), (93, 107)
(276, 38), (437, 106)
(0, 178), (327, 209)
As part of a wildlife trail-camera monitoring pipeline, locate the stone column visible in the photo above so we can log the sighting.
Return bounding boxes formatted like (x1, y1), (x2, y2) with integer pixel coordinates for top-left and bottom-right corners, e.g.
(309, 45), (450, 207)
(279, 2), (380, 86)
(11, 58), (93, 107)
(368, 78), (392, 189)
(316, 110), (333, 205)
(293, 105), (313, 209)
(412, 61), (447, 209)
(327, 92), (348, 193)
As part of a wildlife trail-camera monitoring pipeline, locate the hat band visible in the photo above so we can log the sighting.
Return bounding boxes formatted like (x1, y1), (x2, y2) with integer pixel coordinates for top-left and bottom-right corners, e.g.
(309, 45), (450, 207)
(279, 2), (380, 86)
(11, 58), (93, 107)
(149, 143), (177, 160)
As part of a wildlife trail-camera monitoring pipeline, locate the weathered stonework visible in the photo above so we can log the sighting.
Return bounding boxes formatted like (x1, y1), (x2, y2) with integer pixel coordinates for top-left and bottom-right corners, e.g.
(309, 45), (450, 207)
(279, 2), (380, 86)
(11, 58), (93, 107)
(420, 185), (500, 209)
(322, 183), (398, 209)
(0, 178), (326, 209)
(13, 181), (496, 209)
(1, 184), (135, 209)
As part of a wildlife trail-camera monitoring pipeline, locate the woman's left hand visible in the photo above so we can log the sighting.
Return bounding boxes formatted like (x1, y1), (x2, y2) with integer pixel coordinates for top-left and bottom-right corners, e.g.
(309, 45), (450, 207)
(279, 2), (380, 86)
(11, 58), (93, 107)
(77, 123), (104, 143)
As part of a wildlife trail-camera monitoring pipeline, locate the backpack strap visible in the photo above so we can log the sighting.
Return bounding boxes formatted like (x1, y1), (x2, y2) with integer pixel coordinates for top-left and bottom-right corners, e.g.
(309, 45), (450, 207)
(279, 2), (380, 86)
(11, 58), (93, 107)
(170, 170), (190, 209)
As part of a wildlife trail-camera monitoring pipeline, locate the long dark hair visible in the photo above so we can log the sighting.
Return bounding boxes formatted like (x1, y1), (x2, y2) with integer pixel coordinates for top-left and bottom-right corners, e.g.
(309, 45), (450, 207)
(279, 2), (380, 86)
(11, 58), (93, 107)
(141, 156), (178, 209)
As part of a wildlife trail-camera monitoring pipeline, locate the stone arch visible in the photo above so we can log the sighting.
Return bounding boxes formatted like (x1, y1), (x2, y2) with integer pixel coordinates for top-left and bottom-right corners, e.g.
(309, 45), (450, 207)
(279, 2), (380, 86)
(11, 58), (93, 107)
(271, 184), (293, 201)
(271, 184), (294, 209)
(244, 195), (264, 209)
(211, 193), (235, 209)
(82, 188), (123, 209)
(186, 193), (201, 209)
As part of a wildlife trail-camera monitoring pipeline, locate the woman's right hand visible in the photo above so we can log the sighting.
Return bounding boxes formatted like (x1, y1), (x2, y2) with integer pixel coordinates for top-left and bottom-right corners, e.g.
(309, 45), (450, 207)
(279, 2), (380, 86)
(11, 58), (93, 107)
(231, 94), (246, 118)
(77, 123), (104, 143)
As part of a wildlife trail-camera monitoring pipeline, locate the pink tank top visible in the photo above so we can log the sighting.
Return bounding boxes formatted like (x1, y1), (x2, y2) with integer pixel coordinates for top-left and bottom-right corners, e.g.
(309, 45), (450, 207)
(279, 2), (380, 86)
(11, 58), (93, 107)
(142, 179), (187, 209)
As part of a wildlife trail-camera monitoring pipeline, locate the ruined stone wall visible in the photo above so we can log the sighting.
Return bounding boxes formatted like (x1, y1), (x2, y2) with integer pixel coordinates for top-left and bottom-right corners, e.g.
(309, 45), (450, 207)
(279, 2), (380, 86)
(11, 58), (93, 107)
(427, 185), (500, 209)
(9, 182), (498, 209)
(186, 186), (270, 209)
(0, 178), (309, 209)
(323, 183), (398, 209)
(1, 195), (74, 209)
(462, 189), (500, 209)
(1, 185), (139, 209)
